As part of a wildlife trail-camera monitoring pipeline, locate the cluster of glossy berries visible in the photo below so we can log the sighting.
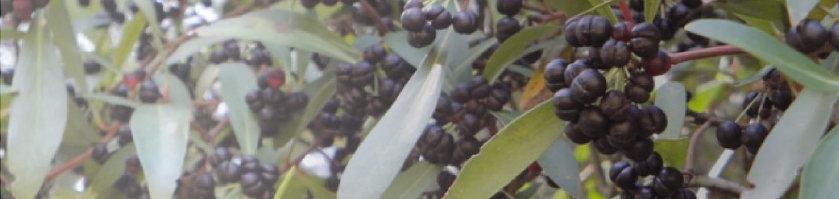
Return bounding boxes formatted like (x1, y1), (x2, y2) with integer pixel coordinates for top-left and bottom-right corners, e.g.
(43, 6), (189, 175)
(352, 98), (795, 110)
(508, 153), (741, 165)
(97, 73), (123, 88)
(209, 40), (245, 64)
(716, 69), (793, 153)
(336, 44), (413, 118)
(400, 0), (479, 47)
(93, 148), (149, 199)
(611, 159), (695, 199)
(786, 20), (839, 53)
(245, 69), (309, 135)
(626, 0), (707, 52)
(565, 15), (671, 76)
(108, 70), (161, 123)
(99, 0), (127, 23)
(207, 148), (280, 198)
(351, 0), (393, 26)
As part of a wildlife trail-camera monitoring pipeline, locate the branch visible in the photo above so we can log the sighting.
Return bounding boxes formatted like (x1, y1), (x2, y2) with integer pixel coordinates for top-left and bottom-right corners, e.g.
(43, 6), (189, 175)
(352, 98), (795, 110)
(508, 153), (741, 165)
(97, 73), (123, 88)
(44, 121), (122, 182)
(686, 175), (748, 195)
(359, 0), (390, 35)
(684, 120), (712, 172)
(670, 45), (745, 64)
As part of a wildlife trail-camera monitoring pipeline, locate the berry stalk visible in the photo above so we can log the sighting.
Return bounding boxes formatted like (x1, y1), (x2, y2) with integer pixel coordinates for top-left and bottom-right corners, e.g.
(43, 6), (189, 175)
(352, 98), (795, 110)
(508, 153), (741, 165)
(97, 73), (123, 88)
(618, 0), (634, 25)
(670, 45), (744, 64)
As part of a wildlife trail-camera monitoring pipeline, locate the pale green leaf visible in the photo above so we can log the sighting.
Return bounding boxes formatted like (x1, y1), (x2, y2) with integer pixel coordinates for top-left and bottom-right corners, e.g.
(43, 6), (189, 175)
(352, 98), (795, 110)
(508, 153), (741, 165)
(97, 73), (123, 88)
(654, 82), (686, 139)
(537, 138), (583, 198)
(217, 63), (260, 155)
(800, 126), (839, 199)
(48, 0), (87, 93)
(382, 162), (443, 199)
(129, 104), (192, 199)
(786, 0), (821, 26)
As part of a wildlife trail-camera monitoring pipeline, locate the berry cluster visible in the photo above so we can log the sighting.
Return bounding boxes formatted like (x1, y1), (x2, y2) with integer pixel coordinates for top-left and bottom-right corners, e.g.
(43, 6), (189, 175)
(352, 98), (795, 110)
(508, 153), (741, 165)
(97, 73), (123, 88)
(400, 0), (479, 47)
(208, 148), (279, 198)
(495, 0), (524, 42)
(715, 69), (793, 153)
(350, 0), (393, 26)
(626, 0), (708, 52)
(786, 20), (839, 53)
(91, 144), (149, 199)
(245, 69), (309, 135)
(611, 159), (695, 199)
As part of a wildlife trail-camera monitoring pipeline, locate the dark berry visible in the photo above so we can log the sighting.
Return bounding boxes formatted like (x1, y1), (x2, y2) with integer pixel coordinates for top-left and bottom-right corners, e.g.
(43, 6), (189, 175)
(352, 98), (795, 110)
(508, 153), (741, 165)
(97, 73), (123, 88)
(138, 80), (160, 103)
(451, 137), (481, 165)
(613, 164), (638, 188)
(452, 11), (479, 34)
(635, 152), (663, 176)
(653, 17), (676, 40)
(644, 105), (667, 133)
(742, 123), (769, 153)
(240, 155), (261, 173)
(496, 0), (522, 16)
(682, 0), (702, 8)
(437, 171), (456, 192)
(762, 68), (785, 89)
(363, 45), (386, 64)
(224, 40), (241, 60)
(0, 69), (13, 85)
(468, 76), (491, 99)
(209, 147), (232, 166)
(609, 161), (631, 181)
(458, 113), (481, 137)
(564, 122), (591, 144)
(629, 23), (661, 58)
(544, 58), (570, 92)
(496, 16), (521, 42)
(626, 85), (651, 104)
(578, 107), (610, 138)
(92, 143), (109, 163)
(401, 7), (426, 32)
(599, 90), (631, 122)
(672, 188), (697, 199)
(594, 136), (618, 154)
(301, 0), (319, 9)
(408, 24), (437, 48)
(553, 88), (583, 122)
(716, 121), (742, 149)
(629, 71), (655, 91)
(612, 22), (631, 41)
(240, 172), (265, 198)
(786, 19), (829, 53)
(565, 16), (613, 47)
(451, 83), (471, 103)
(599, 39), (631, 67)
(403, 0), (422, 9)
(570, 69), (607, 104)
(657, 167), (684, 190)
(101, 0), (117, 12)
(563, 59), (589, 86)
(641, 51), (671, 76)
(625, 138), (654, 161)
(772, 88), (792, 110)
(486, 83), (511, 111)
(216, 161), (241, 183)
(246, 48), (273, 66)
(425, 5), (452, 29)
(351, 62), (375, 86)
(260, 163), (280, 185)
(209, 49), (228, 64)
(606, 121), (636, 149)
(635, 186), (657, 199)
(125, 156), (141, 175)
(84, 60), (102, 74)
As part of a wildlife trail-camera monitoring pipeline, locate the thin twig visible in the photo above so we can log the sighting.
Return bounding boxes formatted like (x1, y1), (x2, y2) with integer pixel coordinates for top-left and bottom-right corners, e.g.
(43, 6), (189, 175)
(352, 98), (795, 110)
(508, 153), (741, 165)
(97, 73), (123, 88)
(684, 120), (712, 173)
(670, 45), (745, 64)
(44, 121), (122, 182)
(359, 0), (390, 35)
(618, 0), (634, 25)
(686, 175), (748, 195)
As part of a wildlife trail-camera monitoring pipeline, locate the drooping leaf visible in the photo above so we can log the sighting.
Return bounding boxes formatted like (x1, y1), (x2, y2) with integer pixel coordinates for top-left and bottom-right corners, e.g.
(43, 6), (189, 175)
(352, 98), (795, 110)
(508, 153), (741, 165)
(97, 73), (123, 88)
(217, 63), (261, 155)
(537, 138), (583, 198)
(653, 139), (690, 169)
(484, 26), (557, 83)
(129, 104), (192, 199)
(688, 80), (729, 111)
(48, 0), (87, 93)
(712, 0), (786, 28)
(742, 89), (839, 199)
(153, 73), (193, 108)
(6, 13), (69, 199)
(338, 49), (446, 199)
(644, 0), (661, 25)
(382, 162), (443, 199)
(89, 144), (137, 193)
(800, 126), (839, 199)
(80, 93), (140, 108)
(195, 9), (360, 63)
(383, 31), (429, 67)
(584, 0), (619, 23)
(194, 65), (219, 98)
(445, 102), (564, 199)
(654, 82), (686, 139)
(685, 20), (839, 91)
(274, 167), (308, 199)
(786, 0), (821, 26)
(113, 12), (147, 70)
(165, 37), (228, 66)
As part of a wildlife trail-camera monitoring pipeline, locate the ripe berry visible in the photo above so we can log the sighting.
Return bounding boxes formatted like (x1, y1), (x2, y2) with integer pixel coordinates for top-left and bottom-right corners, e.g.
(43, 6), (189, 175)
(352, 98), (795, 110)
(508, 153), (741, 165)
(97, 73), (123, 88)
(408, 24), (437, 47)
(606, 121), (636, 149)
(578, 107), (610, 138)
(496, 17), (521, 42)
(553, 88), (583, 122)
(743, 91), (772, 118)
(654, 18), (676, 40)
(742, 123), (769, 153)
(437, 171), (456, 192)
(716, 121), (743, 149)
(486, 82), (511, 111)
(351, 62), (375, 86)
(138, 80), (160, 103)
(570, 69), (607, 104)
(635, 152), (663, 176)
(594, 136), (618, 154)
(599, 40), (631, 67)
(216, 161), (241, 183)
(544, 58), (570, 92)
(452, 11), (479, 34)
(612, 22), (631, 41)
(641, 51), (671, 76)
(401, 7), (426, 32)
(92, 143), (109, 163)
(643, 105), (668, 133)
(240, 172), (265, 198)
(425, 5), (452, 29)
(382, 54), (413, 79)
(101, 0), (117, 13)
(629, 23), (661, 58)
(786, 19), (829, 53)
(451, 137), (481, 165)
(260, 163), (280, 185)
(246, 48), (272, 66)
(599, 90), (631, 122)
(629, 71), (655, 91)
(564, 122), (591, 144)
(458, 113), (481, 136)
(683, 0), (702, 8)
(772, 88), (792, 110)
(563, 59), (589, 86)
(634, 186), (657, 199)
(565, 16), (613, 47)
(84, 60), (102, 74)
(609, 161), (631, 182)
(625, 138), (654, 161)
(451, 83), (471, 103)
(657, 167), (684, 190)
(468, 76), (491, 99)
(672, 188), (697, 199)
(125, 156), (142, 175)
(363, 44), (387, 64)
(496, 0), (522, 16)
(762, 68), (784, 89)
(612, 164), (638, 188)
(241, 155), (262, 173)
(209, 49), (228, 64)
(301, 0), (319, 9)
(209, 147), (233, 166)
(423, 131), (454, 164)
(403, 0), (423, 9)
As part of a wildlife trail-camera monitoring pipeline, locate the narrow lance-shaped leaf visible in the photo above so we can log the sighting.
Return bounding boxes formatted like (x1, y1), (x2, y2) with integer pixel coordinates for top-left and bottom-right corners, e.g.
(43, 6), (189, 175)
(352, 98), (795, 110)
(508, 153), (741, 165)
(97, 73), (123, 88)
(7, 13), (69, 199)
(217, 63), (261, 155)
(537, 138), (583, 198)
(338, 50), (446, 199)
(381, 162), (443, 199)
(786, 0), (821, 26)
(274, 77), (337, 146)
(685, 19), (839, 91)
(113, 12), (147, 70)
(47, 0), (87, 93)
(654, 82), (686, 139)
(800, 126), (839, 199)
(741, 88), (839, 199)
(644, 0), (660, 25)
(483, 26), (557, 83)
(130, 104), (193, 199)
(445, 102), (565, 199)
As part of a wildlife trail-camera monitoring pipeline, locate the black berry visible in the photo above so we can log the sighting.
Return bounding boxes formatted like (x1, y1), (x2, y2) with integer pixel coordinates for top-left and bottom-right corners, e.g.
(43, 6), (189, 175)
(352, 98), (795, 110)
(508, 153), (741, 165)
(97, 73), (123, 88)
(742, 123), (769, 153)
(496, 0), (522, 16)
(570, 69), (607, 104)
(401, 7), (426, 32)
(716, 121), (743, 149)
(629, 23), (661, 58)
(544, 58), (570, 92)
(452, 11), (479, 34)
(408, 24), (437, 48)
(786, 19), (829, 53)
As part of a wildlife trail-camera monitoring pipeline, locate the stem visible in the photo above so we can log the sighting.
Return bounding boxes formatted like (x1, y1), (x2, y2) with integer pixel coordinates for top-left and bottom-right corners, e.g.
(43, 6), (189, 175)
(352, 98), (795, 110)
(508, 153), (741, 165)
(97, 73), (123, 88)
(44, 121), (122, 182)
(684, 120), (712, 172)
(686, 175), (748, 195)
(359, 0), (390, 35)
(618, 1), (634, 25)
(670, 45), (745, 64)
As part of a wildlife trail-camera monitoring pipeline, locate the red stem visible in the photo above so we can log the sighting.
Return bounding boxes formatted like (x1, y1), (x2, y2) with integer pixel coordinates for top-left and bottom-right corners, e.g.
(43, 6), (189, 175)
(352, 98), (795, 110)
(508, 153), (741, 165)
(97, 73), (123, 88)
(44, 122), (122, 182)
(670, 45), (745, 64)
(618, 1), (634, 25)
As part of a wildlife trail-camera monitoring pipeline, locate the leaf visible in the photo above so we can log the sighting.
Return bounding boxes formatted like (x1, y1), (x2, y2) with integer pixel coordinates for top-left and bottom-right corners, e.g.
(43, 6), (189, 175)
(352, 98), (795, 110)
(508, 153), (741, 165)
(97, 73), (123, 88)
(165, 37), (228, 66)
(217, 63), (260, 155)
(89, 144), (137, 193)
(113, 12), (147, 70)
(194, 65), (219, 98)
(800, 126), (839, 199)
(584, 0), (619, 23)
(537, 138), (583, 198)
(274, 77), (337, 146)
(153, 74), (193, 108)
(129, 104), (192, 199)
(653, 139), (690, 169)
(351, 34), (381, 50)
(80, 93), (140, 108)
(0, 29), (24, 40)
(685, 20), (839, 92)
(712, 0), (785, 28)
(735, 66), (775, 87)
(48, 0), (87, 93)
(274, 167), (308, 199)
(383, 31), (428, 67)
(654, 82), (686, 139)
(338, 52), (445, 199)
(484, 26), (557, 83)
(549, 0), (593, 16)
(297, 169), (338, 199)
(445, 102), (564, 199)
(195, 9), (360, 63)
(644, 0), (661, 25)
(688, 80), (729, 111)
(786, 0), (820, 26)
(741, 88), (839, 199)
(6, 13), (69, 199)
(382, 162), (443, 199)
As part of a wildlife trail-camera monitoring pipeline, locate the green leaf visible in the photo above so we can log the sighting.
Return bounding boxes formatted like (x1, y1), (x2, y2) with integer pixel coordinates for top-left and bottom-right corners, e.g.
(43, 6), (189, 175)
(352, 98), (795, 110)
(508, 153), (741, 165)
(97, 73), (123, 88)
(113, 12), (147, 70)
(584, 0), (619, 23)
(165, 37), (228, 66)
(89, 144), (137, 193)
(685, 20), (839, 92)
(644, 0), (661, 25)
(80, 93), (140, 108)
(742, 89), (839, 199)
(0, 29), (24, 40)
(153, 74), (193, 108)
(652, 139), (689, 169)
(786, 0), (821, 26)
(129, 104), (192, 199)
(274, 77), (337, 146)
(549, 0), (593, 16)
(338, 50), (445, 199)
(352, 34), (380, 50)
(274, 167), (308, 199)
(537, 138), (583, 198)
(217, 63), (260, 155)
(48, 0), (87, 93)
(688, 80), (729, 111)
(735, 66), (775, 87)
(800, 126), (839, 199)
(382, 162), (443, 199)
(654, 82), (686, 139)
(194, 65), (219, 98)
(712, 0), (785, 28)
(383, 31), (429, 67)
(484, 26), (557, 83)
(195, 9), (360, 63)
(6, 13), (69, 199)
(445, 102), (564, 199)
